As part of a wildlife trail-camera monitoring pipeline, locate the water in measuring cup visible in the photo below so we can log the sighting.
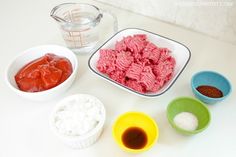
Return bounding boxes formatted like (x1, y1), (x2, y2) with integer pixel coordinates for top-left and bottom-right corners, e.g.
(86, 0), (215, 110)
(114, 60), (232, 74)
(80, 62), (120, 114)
(60, 12), (99, 54)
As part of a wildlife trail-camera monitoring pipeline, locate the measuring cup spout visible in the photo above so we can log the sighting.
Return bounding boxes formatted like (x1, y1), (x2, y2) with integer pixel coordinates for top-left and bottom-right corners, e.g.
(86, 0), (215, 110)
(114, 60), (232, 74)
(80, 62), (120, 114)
(50, 5), (67, 23)
(51, 15), (66, 23)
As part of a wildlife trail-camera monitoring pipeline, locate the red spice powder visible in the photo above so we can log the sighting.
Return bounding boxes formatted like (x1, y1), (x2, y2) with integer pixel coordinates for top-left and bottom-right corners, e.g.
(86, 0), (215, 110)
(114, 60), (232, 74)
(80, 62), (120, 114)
(196, 85), (223, 98)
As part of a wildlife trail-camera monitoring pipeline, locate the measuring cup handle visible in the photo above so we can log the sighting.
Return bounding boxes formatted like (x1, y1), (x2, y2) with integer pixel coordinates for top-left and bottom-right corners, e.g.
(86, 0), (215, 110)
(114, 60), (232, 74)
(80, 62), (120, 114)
(101, 10), (118, 32)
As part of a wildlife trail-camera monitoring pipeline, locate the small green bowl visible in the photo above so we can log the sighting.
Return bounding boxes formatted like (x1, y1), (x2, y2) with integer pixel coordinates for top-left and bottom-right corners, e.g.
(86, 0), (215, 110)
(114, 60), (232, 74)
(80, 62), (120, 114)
(167, 97), (211, 135)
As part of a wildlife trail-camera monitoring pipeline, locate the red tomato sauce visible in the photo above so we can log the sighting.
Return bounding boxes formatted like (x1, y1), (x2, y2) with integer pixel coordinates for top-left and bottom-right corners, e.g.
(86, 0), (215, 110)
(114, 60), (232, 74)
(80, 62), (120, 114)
(15, 53), (73, 92)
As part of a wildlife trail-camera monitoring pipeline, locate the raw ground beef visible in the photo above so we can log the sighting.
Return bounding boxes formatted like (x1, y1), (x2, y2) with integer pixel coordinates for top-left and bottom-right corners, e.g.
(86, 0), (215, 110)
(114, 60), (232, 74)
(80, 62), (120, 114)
(96, 34), (176, 93)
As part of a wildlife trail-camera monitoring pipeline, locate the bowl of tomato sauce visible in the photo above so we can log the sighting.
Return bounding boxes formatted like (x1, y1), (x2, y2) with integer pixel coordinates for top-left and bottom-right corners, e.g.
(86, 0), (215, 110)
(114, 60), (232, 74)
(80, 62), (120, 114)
(5, 45), (78, 101)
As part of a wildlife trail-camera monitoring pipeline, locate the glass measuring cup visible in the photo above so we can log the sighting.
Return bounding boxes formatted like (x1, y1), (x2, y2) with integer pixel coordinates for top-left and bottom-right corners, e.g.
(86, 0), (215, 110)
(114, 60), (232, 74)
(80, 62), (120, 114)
(50, 3), (118, 54)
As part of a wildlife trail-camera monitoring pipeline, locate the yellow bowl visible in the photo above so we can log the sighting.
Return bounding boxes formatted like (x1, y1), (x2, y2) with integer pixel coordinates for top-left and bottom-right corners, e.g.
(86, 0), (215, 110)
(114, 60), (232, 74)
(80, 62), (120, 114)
(112, 112), (159, 153)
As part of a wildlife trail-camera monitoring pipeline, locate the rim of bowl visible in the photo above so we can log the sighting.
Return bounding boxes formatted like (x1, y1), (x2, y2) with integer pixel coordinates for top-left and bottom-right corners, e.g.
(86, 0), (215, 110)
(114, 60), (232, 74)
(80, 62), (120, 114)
(88, 28), (191, 98)
(112, 111), (159, 153)
(167, 97), (211, 134)
(50, 94), (106, 141)
(5, 45), (78, 95)
(191, 71), (232, 101)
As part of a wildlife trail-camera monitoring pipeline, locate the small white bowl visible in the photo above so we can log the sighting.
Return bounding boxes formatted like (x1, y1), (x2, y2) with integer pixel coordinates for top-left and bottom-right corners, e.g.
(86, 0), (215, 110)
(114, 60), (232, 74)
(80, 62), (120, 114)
(50, 94), (106, 149)
(5, 45), (78, 101)
(88, 28), (191, 98)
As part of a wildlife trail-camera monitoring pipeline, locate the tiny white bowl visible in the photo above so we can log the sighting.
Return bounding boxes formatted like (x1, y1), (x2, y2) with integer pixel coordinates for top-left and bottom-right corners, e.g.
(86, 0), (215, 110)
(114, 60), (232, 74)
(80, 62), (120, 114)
(5, 45), (78, 101)
(88, 28), (191, 98)
(50, 94), (106, 149)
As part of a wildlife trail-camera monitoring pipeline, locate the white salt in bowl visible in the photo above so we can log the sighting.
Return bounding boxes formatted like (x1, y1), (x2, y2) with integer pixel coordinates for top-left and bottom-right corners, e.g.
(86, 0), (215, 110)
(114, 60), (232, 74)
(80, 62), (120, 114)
(167, 97), (211, 135)
(50, 94), (106, 149)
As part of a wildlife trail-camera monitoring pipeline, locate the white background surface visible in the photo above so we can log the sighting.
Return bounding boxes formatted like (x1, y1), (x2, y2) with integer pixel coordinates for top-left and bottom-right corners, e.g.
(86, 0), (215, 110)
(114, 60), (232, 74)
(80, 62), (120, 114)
(0, 0), (236, 157)
(96, 0), (236, 44)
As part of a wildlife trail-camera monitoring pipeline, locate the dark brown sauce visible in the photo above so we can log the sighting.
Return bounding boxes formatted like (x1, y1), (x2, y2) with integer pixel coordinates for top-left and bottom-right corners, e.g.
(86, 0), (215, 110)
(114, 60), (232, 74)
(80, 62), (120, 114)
(122, 127), (147, 149)
(196, 85), (223, 98)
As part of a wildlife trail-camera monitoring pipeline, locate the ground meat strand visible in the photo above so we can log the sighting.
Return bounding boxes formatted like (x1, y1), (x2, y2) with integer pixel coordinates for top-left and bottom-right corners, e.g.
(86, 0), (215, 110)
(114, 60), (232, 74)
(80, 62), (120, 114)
(96, 34), (176, 93)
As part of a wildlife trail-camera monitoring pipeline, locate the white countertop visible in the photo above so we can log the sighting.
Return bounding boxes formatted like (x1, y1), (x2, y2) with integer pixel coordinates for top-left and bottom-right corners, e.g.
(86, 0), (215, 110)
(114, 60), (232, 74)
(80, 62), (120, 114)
(0, 0), (235, 157)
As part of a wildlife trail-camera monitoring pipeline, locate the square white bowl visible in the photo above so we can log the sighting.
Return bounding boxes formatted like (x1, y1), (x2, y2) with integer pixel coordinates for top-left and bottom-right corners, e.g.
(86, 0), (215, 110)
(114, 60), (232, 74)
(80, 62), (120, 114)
(88, 28), (191, 97)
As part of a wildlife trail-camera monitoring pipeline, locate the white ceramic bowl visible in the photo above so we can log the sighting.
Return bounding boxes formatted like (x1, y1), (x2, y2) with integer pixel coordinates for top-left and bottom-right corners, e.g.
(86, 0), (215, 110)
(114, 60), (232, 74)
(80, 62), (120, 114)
(88, 28), (191, 97)
(5, 45), (78, 101)
(50, 94), (106, 149)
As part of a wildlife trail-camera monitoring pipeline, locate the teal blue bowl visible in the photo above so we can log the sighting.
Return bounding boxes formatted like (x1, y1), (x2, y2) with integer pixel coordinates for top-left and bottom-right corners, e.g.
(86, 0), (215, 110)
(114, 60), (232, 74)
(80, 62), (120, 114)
(191, 71), (232, 104)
